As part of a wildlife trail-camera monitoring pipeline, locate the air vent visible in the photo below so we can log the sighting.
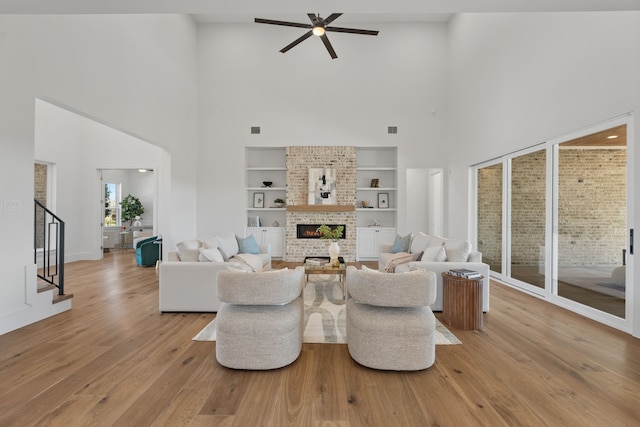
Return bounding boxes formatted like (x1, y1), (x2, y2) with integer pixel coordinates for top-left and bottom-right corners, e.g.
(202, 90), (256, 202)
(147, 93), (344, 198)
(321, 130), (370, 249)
(388, 126), (398, 134)
(251, 126), (261, 134)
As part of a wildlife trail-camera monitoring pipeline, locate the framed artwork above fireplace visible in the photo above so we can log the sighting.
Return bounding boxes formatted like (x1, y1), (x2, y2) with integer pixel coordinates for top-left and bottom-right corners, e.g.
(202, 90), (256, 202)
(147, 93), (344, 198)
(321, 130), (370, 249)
(308, 168), (337, 205)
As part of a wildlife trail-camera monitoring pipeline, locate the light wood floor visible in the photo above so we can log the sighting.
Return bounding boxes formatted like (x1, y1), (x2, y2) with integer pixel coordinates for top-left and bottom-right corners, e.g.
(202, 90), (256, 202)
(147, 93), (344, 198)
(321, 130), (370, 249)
(1, 252), (639, 426)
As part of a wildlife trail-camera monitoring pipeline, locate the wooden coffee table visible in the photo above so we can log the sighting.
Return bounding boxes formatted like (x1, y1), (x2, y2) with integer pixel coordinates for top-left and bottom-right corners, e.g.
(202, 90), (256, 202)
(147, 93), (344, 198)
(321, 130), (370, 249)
(303, 257), (347, 299)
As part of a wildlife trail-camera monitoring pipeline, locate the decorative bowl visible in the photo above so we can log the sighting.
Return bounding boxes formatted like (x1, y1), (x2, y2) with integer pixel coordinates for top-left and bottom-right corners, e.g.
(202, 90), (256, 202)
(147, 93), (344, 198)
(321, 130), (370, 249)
(262, 181), (272, 187)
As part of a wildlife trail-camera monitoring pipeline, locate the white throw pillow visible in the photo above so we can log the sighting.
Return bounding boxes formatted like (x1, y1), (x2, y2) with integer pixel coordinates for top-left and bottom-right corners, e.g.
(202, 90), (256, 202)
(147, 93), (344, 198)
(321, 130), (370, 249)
(428, 235), (447, 248)
(444, 239), (472, 262)
(419, 245), (446, 262)
(215, 231), (239, 261)
(201, 235), (220, 250)
(410, 232), (431, 254)
(176, 239), (202, 262)
(198, 247), (224, 262)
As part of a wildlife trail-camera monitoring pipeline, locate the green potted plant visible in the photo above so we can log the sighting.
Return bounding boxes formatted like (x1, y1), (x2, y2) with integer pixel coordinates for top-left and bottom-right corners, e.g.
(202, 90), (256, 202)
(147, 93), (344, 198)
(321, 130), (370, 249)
(273, 198), (286, 208)
(120, 194), (145, 226)
(316, 224), (344, 241)
(317, 224), (344, 267)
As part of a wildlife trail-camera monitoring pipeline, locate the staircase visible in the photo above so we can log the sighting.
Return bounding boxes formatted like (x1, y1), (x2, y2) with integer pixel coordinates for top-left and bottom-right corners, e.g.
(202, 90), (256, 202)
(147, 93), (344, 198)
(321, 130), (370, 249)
(34, 200), (72, 303)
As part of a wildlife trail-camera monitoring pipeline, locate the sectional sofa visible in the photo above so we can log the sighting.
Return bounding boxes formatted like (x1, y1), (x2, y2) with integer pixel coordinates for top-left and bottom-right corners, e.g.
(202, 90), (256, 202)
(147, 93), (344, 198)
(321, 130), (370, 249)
(378, 232), (490, 312)
(159, 231), (271, 312)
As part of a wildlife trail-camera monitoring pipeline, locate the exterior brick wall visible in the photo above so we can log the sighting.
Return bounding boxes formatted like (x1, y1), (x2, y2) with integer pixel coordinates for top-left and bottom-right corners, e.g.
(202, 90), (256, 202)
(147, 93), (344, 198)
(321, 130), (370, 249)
(558, 149), (626, 266)
(477, 163), (503, 271)
(478, 148), (626, 270)
(285, 146), (357, 261)
(34, 163), (47, 249)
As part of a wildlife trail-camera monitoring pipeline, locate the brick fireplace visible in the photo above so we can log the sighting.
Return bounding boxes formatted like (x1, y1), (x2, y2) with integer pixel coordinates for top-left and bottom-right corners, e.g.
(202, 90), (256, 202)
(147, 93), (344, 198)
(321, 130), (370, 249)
(285, 146), (357, 262)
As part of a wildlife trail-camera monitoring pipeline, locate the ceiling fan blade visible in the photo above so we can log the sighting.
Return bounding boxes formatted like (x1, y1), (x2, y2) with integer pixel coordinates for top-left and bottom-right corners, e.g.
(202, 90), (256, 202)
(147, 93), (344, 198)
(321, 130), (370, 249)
(326, 26), (379, 36)
(255, 18), (311, 30)
(322, 13), (343, 26)
(320, 34), (338, 59)
(280, 30), (313, 54)
(307, 13), (320, 25)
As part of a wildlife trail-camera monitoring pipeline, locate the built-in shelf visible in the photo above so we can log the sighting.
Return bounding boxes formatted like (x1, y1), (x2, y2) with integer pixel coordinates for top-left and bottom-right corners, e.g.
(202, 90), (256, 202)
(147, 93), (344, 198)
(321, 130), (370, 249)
(286, 205), (356, 212)
(356, 187), (396, 191)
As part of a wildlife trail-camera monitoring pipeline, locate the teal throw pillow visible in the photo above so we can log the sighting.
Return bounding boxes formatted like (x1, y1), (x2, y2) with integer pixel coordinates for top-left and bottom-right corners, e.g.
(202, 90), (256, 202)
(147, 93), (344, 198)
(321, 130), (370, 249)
(236, 234), (261, 254)
(389, 233), (411, 253)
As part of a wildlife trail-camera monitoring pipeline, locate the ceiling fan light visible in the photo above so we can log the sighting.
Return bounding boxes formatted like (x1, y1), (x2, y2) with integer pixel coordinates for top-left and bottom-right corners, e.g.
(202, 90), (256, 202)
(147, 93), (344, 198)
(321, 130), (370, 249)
(312, 26), (325, 36)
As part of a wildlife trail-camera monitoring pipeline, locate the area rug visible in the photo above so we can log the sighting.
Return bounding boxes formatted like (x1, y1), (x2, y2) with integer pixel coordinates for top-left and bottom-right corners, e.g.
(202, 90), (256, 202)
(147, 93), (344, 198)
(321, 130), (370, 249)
(193, 274), (461, 345)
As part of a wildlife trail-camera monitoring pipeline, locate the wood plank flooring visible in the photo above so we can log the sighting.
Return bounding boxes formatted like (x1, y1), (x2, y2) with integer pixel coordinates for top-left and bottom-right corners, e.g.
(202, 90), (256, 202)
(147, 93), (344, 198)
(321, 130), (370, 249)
(1, 251), (639, 426)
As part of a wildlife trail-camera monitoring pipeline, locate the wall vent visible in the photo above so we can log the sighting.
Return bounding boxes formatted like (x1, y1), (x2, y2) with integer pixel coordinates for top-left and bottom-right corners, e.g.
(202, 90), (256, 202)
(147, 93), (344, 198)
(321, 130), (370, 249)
(251, 126), (261, 134)
(388, 126), (398, 134)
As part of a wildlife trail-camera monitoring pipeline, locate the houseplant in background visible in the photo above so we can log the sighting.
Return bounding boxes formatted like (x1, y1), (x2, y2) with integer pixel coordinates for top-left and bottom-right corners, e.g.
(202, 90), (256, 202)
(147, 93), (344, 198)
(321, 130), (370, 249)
(316, 224), (344, 266)
(120, 194), (145, 226)
(273, 198), (285, 208)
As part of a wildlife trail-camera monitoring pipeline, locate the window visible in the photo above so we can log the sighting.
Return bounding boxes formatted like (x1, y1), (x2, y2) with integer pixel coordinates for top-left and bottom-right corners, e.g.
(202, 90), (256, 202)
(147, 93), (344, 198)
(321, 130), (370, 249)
(104, 182), (121, 226)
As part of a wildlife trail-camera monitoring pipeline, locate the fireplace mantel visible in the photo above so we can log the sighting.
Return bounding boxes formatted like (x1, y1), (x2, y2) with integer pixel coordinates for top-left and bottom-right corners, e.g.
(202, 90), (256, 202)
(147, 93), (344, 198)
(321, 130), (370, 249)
(286, 205), (355, 212)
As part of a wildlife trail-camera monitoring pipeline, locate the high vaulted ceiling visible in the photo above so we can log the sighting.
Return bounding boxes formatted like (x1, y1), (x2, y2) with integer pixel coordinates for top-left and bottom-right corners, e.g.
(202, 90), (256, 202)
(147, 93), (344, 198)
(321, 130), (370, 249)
(1, 0), (638, 22)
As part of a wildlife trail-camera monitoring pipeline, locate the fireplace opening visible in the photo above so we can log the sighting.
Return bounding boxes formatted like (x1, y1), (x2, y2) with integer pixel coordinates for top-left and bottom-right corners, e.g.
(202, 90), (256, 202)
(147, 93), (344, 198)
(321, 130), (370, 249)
(296, 224), (346, 239)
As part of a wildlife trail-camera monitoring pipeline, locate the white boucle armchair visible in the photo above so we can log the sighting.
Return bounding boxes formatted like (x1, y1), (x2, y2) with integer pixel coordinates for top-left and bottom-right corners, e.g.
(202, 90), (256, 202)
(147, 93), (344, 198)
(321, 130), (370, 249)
(346, 266), (437, 371)
(215, 268), (305, 370)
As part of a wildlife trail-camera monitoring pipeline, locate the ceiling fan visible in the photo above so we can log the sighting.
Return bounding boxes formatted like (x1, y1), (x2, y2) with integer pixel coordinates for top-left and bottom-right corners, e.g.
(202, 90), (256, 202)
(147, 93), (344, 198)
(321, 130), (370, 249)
(254, 13), (379, 59)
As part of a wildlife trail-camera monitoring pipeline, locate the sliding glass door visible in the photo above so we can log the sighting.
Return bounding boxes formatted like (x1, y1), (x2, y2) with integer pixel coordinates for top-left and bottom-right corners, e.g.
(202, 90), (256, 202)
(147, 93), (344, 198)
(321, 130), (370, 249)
(510, 149), (547, 290)
(554, 125), (627, 318)
(477, 163), (503, 274)
(474, 116), (632, 330)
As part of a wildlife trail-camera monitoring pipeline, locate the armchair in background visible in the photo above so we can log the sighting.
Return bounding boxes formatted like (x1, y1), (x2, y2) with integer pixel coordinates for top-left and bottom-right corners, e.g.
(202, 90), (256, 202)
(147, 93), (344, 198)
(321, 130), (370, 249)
(136, 236), (160, 267)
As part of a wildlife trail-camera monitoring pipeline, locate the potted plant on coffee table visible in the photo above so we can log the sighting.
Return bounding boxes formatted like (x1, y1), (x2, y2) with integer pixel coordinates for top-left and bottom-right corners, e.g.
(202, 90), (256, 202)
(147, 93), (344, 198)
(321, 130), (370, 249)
(317, 224), (344, 266)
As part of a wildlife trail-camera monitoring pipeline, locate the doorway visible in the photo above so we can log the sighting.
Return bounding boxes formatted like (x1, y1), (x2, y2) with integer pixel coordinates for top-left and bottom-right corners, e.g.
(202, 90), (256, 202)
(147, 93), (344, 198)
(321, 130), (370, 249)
(406, 168), (443, 235)
(100, 169), (156, 256)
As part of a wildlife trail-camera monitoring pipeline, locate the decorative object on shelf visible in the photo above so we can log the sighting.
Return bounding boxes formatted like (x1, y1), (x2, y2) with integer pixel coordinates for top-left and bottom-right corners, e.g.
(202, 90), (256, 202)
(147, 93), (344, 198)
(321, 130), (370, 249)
(316, 224), (344, 267)
(370, 178), (379, 188)
(248, 216), (261, 227)
(262, 181), (272, 187)
(253, 192), (264, 208)
(361, 200), (370, 208)
(273, 198), (285, 208)
(378, 192), (389, 208)
(371, 218), (382, 226)
(120, 194), (145, 226)
(308, 168), (336, 205)
(272, 220), (279, 227)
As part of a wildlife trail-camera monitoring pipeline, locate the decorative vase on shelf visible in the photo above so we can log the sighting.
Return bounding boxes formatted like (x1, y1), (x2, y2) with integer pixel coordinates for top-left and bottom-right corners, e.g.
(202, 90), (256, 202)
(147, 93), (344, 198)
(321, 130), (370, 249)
(329, 240), (340, 266)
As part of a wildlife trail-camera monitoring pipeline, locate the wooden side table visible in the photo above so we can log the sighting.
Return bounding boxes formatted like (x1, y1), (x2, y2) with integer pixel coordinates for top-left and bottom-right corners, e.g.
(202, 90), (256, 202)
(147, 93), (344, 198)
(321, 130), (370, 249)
(441, 273), (484, 330)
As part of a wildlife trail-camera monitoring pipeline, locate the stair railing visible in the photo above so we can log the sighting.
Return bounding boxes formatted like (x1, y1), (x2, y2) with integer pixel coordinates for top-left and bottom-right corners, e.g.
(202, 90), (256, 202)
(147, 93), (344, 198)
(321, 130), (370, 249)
(34, 200), (65, 295)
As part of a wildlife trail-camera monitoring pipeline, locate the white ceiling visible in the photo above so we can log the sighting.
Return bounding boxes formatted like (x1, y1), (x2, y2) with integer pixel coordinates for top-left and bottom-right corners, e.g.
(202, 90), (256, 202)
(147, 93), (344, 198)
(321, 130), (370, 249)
(1, 0), (638, 23)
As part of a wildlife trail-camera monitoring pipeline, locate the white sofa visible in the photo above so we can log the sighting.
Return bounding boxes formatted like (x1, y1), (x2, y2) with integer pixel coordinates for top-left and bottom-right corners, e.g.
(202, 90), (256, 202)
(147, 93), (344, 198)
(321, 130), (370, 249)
(159, 232), (271, 312)
(378, 232), (490, 312)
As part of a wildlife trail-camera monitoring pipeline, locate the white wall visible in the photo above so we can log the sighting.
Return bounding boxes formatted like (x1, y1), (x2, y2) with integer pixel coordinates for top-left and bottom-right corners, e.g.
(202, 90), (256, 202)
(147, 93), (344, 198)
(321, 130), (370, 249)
(0, 15), (198, 334)
(447, 11), (640, 336)
(196, 22), (449, 236)
(35, 100), (163, 261)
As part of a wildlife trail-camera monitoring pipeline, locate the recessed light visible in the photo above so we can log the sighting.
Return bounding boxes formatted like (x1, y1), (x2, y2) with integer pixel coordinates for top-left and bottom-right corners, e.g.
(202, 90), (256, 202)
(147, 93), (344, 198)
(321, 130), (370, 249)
(607, 135), (618, 139)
